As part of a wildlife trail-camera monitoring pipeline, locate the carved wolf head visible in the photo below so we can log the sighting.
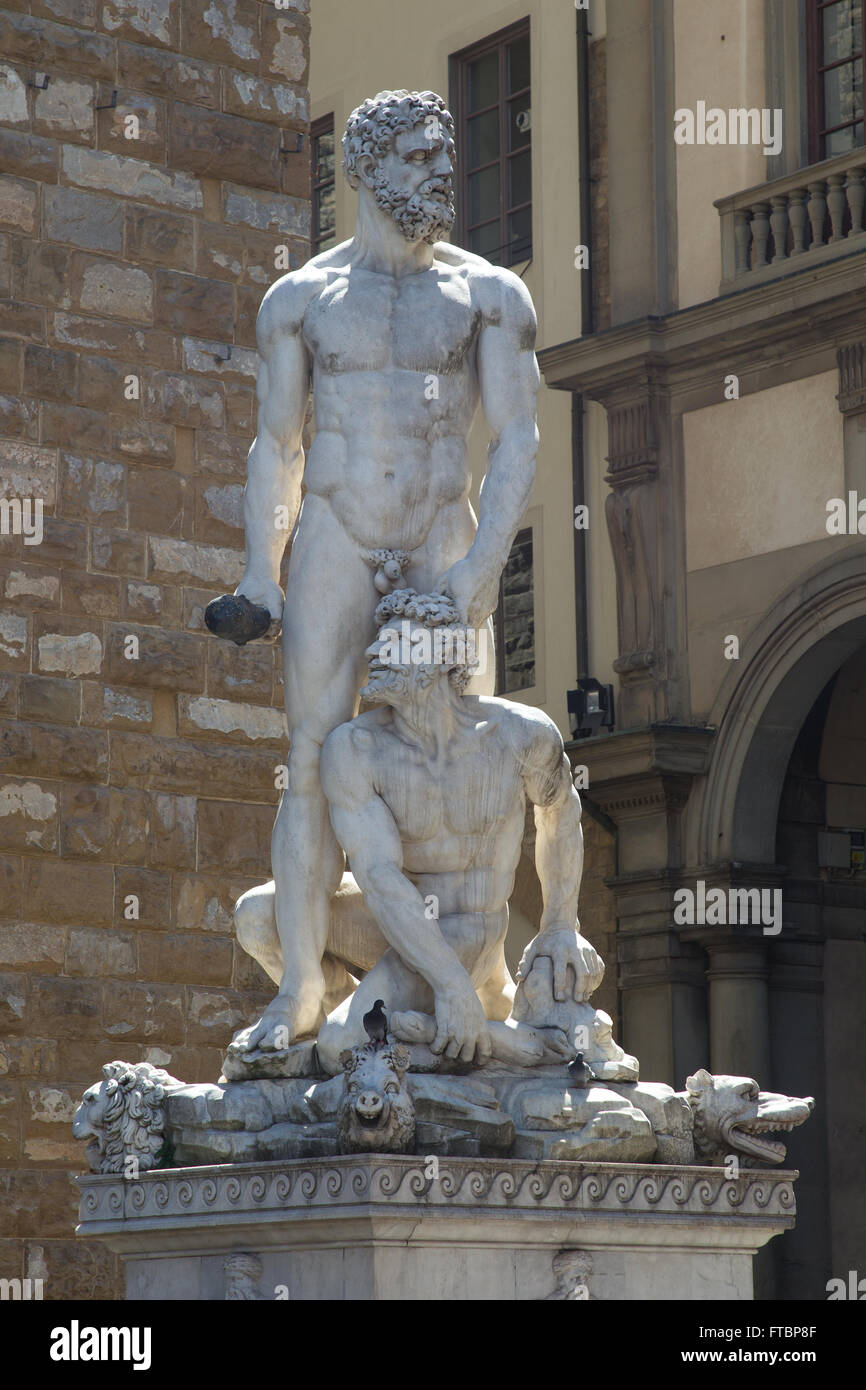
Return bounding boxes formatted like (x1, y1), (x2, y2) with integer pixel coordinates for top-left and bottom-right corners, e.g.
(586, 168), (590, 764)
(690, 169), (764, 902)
(686, 1069), (814, 1166)
(337, 1040), (416, 1154)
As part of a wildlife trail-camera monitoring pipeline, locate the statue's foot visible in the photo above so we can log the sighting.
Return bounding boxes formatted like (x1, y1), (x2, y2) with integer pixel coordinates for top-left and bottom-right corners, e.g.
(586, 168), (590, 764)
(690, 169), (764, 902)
(230, 994), (321, 1055)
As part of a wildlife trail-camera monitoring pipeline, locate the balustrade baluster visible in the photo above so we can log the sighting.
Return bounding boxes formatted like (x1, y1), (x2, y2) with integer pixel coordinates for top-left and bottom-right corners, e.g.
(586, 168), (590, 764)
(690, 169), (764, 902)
(733, 208), (753, 275)
(788, 189), (808, 253)
(770, 194), (789, 262)
(827, 172), (847, 240)
(750, 202), (771, 268)
(845, 168), (866, 235)
(807, 180), (827, 247)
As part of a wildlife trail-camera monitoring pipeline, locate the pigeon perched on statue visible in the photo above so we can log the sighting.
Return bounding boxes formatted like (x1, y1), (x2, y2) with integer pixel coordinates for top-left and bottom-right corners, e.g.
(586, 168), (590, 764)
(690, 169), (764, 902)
(363, 999), (388, 1049)
(567, 1052), (596, 1088)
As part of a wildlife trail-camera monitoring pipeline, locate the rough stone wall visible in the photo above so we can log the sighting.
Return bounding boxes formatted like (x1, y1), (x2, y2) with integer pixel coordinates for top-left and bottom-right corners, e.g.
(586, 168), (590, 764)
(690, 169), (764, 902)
(0, 0), (310, 1300)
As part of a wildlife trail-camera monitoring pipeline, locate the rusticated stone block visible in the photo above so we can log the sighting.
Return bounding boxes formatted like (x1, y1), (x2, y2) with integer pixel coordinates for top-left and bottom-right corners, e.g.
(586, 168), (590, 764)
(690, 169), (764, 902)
(0, 64), (29, 128)
(169, 102), (281, 189)
(0, 720), (107, 782)
(197, 798), (272, 873)
(1, 562), (61, 608)
(124, 202), (194, 269)
(137, 931), (232, 986)
(122, 578), (181, 627)
(62, 145), (202, 213)
(147, 791), (196, 869)
(0, 970), (27, 1035)
(104, 621), (205, 691)
(173, 873), (236, 932)
(194, 221), (245, 283)
(60, 783), (149, 863)
(0, 925), (66, 974)
(182, 336), (257, 380)
(33, 75), (96, 143)
(19, 675), (80, 726)
(23, 346), (79, 404)
(186, 986), (247, 1043)
(154, 269), (233, 337)
(70, 253), (154, 323)
(194, 477), (243, 544)
(115, 865), (170, 926)
(126, 465), (187, 536)
(52, 311), (179, 367)
(147, 535), (243, 586)
(90, 527), (146, 577)
(0, 777), (58, 852)
(61, 568), (121, 620)
(0, 1036), (57, 1077)
(223, 181), (309, 237)
(60, 452), (126, 525)
(102, 980), (185, 1042)
(43, 186), (124, 255)
(0, 129), (59, 180)
(111, 416), (175, 464)
(81, 680), (152, 729)
(180, 0), (261, 72)
(29, 976), (103, 1039)
(179, 693), (285, 745)
(34, 615), (104, 677)
(221, 68), (308, 126)
(0, 335), (22, 392)
(0, 611), (28, 672)
(101, 0), (179, 50)
(66, 927), (136, 978)
(260, 8), (309, 82)
(0, 176), (38, 235)
(32, 0), (97, 27)
(117, 39), (218, 108)
(234, 285), (260, 348)
(0, 13), (115, 80)
(77, 355), (140, 414)
(40, 402), (110, 453)
(2, 300), (47, 340)
(11, 243), (72, 308)
(0, 1083), (18, 1160)
(0, 393), (39, 440)
(0, 855), (23, 921)
(110, 731), (278, 799)
(144, 369), (225, 428)
(98, 87), (166, 159)
(24, 859), (114, 925)
(181, 584), (223, 632)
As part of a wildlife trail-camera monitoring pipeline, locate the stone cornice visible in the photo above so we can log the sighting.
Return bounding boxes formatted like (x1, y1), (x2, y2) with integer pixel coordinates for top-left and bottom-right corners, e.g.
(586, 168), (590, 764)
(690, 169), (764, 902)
(77, 1156), (798, 1238)
(538, 248), (866, 402)
(566, 725), (715, 791)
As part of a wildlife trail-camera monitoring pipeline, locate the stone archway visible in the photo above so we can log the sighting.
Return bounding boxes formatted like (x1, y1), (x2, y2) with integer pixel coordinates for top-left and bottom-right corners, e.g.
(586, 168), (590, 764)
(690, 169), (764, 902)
(690, 549), (866, 868)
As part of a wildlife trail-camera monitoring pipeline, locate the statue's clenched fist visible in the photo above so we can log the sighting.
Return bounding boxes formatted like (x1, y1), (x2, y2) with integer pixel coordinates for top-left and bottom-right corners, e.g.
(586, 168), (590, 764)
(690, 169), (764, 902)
(432, 982), (492, 1065)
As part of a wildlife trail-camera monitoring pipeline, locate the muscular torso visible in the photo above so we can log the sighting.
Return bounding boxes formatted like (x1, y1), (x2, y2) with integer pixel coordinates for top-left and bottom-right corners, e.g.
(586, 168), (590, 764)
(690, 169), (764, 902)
(301, 255), (483, 551)
(369, 716), (526, 917)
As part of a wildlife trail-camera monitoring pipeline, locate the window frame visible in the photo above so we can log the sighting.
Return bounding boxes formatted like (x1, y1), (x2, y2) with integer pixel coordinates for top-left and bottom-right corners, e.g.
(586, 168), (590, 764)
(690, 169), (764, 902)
(451, 18), (532, 267)
(493, 525), (536, 695)
(807, 0), (866, 162)
(311, 112), (336, 255)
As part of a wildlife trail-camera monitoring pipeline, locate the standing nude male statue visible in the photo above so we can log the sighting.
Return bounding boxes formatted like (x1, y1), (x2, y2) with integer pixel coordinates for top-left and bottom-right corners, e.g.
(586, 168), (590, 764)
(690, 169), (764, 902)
(229, 90), (540, 1053)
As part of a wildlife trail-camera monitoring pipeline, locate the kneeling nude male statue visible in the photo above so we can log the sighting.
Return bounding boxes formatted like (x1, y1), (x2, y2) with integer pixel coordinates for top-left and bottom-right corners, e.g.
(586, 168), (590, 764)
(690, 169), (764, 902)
(232, 590), (603, 1074)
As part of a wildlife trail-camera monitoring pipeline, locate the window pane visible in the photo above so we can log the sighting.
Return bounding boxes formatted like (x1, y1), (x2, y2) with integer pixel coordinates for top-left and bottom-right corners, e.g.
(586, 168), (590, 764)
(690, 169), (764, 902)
(468, 165), (500, 225)
(507, 36), (530, 94)
(316, 183), (335, 247)
(469, 220), (501, 260)
(508, 96), (532, 151)
(508, 149), (531, 209)
(823, 0), (861, 65)
(826, 121), (860, 153)
(315, 131), (334, 182)
(501, 530), (534, 692)
(509, 206), (532, 261)
(824, 56), (862, 127)
(468, 109), (500, 167)
(468, 51), (499, 112)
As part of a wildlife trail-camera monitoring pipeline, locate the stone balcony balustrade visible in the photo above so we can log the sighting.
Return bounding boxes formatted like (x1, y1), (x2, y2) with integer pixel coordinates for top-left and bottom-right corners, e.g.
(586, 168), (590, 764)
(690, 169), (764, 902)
(716, 146), (866, 292)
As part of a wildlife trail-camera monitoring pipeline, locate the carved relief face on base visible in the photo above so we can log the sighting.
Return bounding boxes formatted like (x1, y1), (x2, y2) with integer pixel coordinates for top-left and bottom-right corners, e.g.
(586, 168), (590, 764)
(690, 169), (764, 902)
(342, 90), (457, 244)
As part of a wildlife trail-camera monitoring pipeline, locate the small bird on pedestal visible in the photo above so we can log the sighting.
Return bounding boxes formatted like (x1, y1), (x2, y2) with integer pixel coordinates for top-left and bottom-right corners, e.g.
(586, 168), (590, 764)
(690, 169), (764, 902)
(567, 1052), (596, 1088)
(363, 999), (388, 1049)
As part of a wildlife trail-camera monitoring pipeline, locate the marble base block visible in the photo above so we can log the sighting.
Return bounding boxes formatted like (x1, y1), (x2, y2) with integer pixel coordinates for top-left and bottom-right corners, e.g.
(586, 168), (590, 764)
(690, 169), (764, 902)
(76, 1157), (798, 1301)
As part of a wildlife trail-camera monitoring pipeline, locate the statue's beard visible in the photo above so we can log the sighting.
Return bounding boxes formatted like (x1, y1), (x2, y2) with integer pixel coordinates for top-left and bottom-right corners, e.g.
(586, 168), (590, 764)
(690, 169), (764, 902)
(360, 667), (411, 704)
(372, 171), (455, 243)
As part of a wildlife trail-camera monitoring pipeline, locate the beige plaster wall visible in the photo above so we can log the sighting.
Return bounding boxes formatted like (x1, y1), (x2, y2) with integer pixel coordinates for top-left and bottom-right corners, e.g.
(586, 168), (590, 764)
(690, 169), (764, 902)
(673, 0), (768, 308)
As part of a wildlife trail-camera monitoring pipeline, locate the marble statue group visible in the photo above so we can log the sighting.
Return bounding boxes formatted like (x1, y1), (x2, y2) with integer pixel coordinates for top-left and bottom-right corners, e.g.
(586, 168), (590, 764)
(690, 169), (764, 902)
(74, 91), (813, 1173)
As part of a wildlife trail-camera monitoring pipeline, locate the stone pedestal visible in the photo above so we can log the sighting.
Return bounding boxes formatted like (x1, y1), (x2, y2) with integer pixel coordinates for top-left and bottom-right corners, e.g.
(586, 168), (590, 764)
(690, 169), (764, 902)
(76, 1157), (798, 1301)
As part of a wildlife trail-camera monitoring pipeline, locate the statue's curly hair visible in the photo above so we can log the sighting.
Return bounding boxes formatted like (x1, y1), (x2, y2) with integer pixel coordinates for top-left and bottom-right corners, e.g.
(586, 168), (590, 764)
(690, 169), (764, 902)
(342, 90), (456, 188)
(373, 588), (478, 693)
